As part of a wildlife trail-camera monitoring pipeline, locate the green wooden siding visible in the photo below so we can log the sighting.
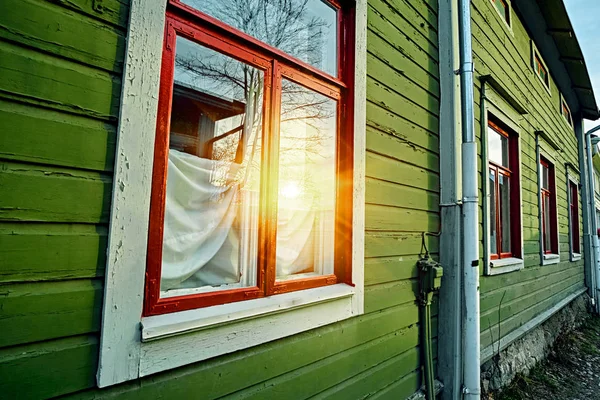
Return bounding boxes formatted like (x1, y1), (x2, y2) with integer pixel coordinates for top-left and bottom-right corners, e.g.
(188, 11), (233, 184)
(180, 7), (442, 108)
(0, 0), (440, 399)
(471, 0), (585, 354)
(0, 0), (127, 398)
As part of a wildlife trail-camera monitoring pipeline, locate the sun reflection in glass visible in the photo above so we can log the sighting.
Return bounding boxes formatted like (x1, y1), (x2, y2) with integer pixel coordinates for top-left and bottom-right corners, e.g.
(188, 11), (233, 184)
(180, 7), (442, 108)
(280, 181), (302, 199)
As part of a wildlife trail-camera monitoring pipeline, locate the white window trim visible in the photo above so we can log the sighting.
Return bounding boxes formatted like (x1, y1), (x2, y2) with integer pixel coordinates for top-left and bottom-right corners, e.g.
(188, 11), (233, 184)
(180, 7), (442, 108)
(537, 139), (560, 266)
(97, 0), (367, 388)
(489, 0), (513, 32)
(482, 85), (525, 276)
(567, 171), (582, 261)
(531, 41), (552, 95)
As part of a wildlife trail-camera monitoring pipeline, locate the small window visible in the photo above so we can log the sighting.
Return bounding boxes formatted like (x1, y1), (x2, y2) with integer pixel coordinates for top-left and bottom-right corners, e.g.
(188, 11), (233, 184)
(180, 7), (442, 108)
(569, 180), (581, 256)
(532, 45), (551, 92)
(540, 157), (558, 255)
(561, 95), (573, 127)
(491, 0), (510, 26)
(488, 118), (521, 260)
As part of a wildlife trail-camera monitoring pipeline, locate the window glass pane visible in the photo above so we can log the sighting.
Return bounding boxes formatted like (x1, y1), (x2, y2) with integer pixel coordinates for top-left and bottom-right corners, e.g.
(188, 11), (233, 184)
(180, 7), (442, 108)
(535, 55), (548, 86)
(571, 182), (580, 252)
(488, 126), (509, 167)
(499, 173), (511, 254)
(489, 169), (498, 255)
(543, 194), (552, 252)
(275, 80), (337, 281)
(182, 0), (338, 76)
(160, 37), (264, 296)
(491, 0), (508, 21)
(541, 163), (549, 190)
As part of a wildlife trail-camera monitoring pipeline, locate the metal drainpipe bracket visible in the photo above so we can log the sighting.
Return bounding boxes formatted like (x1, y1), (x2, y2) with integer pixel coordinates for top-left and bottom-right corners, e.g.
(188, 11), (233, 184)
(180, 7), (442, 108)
(462, 386), (481, 395)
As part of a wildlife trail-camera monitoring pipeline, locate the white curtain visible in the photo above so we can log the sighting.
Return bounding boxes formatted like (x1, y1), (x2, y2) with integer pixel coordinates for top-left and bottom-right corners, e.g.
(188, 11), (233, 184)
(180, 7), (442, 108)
(160, 149), (322, 292)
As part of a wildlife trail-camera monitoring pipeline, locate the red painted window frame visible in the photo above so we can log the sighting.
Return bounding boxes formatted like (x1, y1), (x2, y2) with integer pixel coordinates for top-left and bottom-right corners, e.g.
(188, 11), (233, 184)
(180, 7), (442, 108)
(570, 181), (581, 254)
(489, 119), (521, 260)
(540, 157), (558, 254)
(144, 0), (356, 316)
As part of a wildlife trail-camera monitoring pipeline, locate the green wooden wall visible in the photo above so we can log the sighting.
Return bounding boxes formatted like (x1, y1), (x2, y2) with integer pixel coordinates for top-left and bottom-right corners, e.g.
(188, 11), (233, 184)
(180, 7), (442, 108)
(0, 0), (441, 399)
(471, 0), (586, 355)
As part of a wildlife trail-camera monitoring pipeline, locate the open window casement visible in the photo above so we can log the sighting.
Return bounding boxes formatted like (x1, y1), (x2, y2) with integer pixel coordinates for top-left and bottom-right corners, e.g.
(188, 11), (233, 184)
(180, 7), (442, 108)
(98, 0), (367, 387)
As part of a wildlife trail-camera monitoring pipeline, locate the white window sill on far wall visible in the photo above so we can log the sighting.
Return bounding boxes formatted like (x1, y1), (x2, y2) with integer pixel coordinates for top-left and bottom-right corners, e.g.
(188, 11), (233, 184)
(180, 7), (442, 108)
(571, 253), (582, 262)
(488, 257), (524, 275)
(542, 253), (560, 266)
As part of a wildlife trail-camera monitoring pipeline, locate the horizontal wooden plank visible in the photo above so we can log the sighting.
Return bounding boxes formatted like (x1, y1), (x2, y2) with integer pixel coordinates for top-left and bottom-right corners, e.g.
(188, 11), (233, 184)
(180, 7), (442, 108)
(0, 0), (126, 72)
(369, 0), (438, 60)
(45, 0), (130, 29)
(0, 279), (102, 347)
(367, 31), (439, 97)
(368, 368), (420, 399)
(366, 151), (439, 191)
(0, 222), (106, 283)
(0, 335), (98, 399)
(0, 99), (116, 171)
(365, 254), (439, 286)
(224, 325), (422, 400)
(0, 40), (121, 120)
(66, 303), (421, 399)
(480, 264), (581, 313)
(368, 6), (439, 74)
(366, 232), (439, 258)
(365, 279), (417, 312)
(481, 273), (583, 333)
(366, 204), (440, 232)
(312, 346), (421, 400)
(481, 257), (580, 293)
(367, 52), (439, 109)
(366, 126), (439, 171)
(0, 161), (112, 223)
(368, 78), (439, 135)
(366, 178), (439, 211)
(481, 282), (585, 349)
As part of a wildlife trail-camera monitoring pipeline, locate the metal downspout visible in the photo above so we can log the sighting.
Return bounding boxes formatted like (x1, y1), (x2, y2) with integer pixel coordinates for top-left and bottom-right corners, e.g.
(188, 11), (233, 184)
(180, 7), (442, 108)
(585, 125), (600, 311)
(577, 120), (597, 307)
(458, 0), (481, 397)
(436, 0), (463, 397)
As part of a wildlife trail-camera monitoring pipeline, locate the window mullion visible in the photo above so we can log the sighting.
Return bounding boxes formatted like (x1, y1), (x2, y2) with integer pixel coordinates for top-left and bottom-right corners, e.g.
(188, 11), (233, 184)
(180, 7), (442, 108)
(263, 60), (282, 296)
(495, 166), (502, 257)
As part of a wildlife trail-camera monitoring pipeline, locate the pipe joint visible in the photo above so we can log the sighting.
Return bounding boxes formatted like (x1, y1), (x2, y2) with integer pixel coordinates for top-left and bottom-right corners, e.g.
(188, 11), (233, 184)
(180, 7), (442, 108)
(462, 195), (479, 204)
(455, 61), (475, 75)
(462, 386), (481, 395)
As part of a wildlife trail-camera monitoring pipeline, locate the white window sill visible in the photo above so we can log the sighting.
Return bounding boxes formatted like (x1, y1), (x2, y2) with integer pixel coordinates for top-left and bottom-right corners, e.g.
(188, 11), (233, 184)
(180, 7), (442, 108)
(138, 283), (359, 377)
(488, 257), (524, 275)
(542, 253), (560, 266)
(142, 283), (355, 341)
(571, 253), (582, 261)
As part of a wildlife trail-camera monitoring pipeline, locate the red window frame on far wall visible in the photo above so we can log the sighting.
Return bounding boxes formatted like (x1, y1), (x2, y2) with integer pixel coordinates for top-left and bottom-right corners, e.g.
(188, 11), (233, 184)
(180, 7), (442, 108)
(540, 158), (558, 254)
(570, 181), (581, 254)
(489, 118), (522, 260)
(144, 0), (356, 316)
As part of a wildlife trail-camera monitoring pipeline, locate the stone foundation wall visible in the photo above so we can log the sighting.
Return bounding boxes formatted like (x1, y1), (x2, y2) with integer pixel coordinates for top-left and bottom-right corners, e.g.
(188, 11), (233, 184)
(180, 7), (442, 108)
(481, 293), (591, 392)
